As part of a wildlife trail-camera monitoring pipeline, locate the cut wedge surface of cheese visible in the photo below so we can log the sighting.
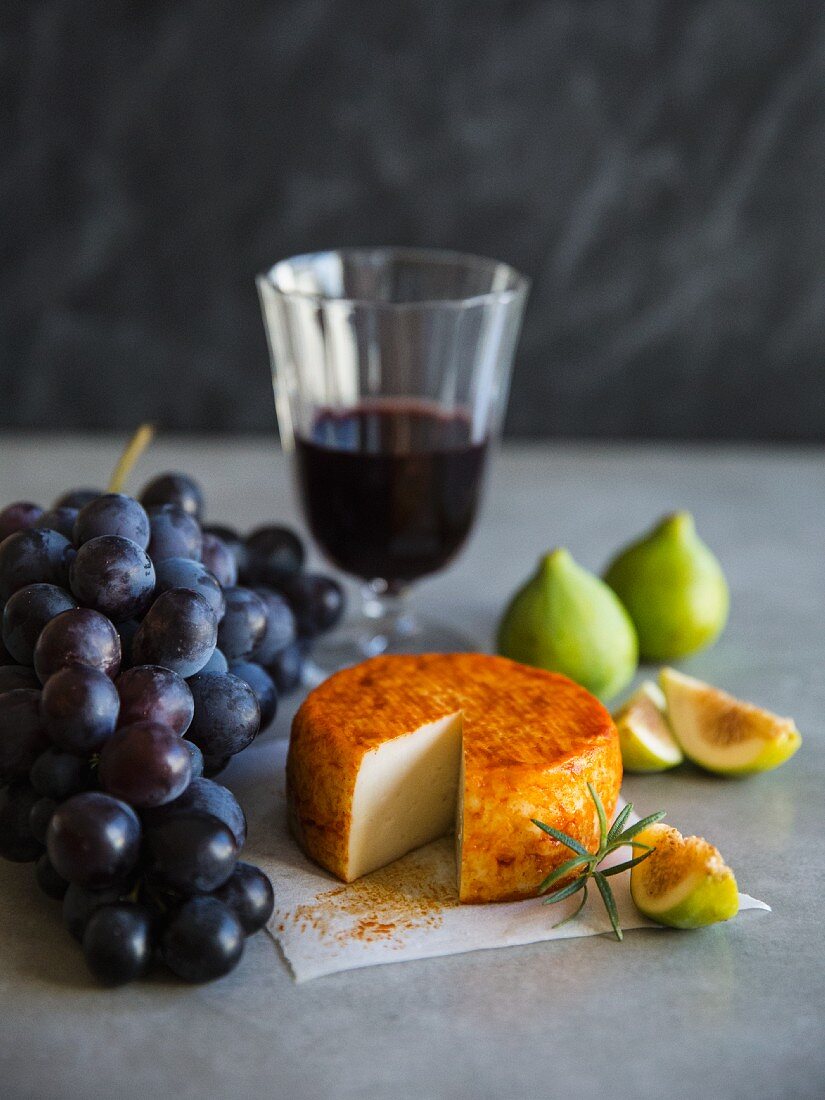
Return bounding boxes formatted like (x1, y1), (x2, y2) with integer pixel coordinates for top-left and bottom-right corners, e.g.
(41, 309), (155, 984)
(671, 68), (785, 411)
(347, 711), (463, 882)
(287, 653), (622, 903)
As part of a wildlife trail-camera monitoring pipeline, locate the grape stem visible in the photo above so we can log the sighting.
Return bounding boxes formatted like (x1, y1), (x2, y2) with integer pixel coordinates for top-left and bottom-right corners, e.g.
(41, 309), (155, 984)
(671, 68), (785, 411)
(108, 424), (155, 494)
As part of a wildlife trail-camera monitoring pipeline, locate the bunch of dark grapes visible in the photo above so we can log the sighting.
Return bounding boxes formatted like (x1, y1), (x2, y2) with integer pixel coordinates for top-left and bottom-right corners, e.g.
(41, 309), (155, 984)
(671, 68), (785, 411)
(0, 471), (344, 985)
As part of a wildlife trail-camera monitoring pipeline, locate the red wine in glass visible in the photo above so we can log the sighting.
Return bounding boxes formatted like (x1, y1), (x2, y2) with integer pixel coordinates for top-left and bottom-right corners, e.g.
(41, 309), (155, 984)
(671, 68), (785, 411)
(294, 400), (488, 589)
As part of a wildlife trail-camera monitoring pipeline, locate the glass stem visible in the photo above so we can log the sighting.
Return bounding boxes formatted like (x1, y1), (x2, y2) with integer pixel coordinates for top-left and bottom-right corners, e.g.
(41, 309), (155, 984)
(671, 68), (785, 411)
(360, 581), (416, 651)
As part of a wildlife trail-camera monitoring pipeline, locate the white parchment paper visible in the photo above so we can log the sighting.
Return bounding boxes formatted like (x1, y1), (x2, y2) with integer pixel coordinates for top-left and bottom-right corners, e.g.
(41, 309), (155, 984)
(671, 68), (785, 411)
(250, 742), (770, 982)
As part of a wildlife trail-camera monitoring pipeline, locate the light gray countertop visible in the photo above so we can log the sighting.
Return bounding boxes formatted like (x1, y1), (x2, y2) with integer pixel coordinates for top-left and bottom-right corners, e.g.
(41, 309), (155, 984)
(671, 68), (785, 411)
(0, 436), (823, 1100)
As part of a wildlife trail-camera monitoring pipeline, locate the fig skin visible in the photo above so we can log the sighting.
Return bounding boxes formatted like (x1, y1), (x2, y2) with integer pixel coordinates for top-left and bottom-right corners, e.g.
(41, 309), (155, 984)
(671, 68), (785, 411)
(603, 512), (729, 662)
(497, 548), (638, 701)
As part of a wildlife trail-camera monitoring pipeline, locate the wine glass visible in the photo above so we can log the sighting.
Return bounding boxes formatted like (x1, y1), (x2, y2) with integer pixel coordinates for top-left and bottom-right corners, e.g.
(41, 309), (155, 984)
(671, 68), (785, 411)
(257, 247), (528, 679)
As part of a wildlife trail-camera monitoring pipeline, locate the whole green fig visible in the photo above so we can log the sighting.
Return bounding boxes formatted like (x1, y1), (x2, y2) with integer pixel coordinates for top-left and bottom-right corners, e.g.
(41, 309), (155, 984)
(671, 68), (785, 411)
(603, 512), (728, 661)
(497, 548), (638, 700)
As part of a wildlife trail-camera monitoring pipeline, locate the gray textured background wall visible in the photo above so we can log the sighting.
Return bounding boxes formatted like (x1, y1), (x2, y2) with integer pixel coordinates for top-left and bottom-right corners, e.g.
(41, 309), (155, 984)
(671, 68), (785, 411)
(2, 1), (823, 439)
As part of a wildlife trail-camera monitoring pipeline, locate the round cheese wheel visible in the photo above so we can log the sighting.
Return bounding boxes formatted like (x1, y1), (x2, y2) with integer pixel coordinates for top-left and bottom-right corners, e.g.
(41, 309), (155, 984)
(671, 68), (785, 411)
(287, 653), (622, 903)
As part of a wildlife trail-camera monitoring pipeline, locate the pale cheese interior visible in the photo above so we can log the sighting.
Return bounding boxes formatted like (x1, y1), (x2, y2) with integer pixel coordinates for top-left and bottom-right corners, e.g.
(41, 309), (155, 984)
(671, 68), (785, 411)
(347, 712), (463, 881)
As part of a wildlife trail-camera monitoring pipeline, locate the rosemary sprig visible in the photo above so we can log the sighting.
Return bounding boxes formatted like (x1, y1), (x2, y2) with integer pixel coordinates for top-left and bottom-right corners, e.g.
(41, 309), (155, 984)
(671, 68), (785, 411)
(531, 784), (665, 941)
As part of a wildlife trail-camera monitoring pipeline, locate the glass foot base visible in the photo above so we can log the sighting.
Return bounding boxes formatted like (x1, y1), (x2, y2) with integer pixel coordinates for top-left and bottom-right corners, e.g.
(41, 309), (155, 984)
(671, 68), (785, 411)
(302, 612), (477, 687)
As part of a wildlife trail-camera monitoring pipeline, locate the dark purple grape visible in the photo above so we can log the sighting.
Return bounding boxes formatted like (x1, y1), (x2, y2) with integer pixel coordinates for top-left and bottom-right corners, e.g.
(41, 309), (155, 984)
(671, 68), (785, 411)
(147, 505), (202, 563)
(228, 661), (278, 729)
(30, 747), (95, 800)
(40, 665), (120, 753)
(132, 590), (217, 677)
(0, 502), (44, 542)
(140, 776), (246, 847)
(35, 852), (69, 899)
(243, 525), (304, 585)
(47, 792), (141, 889)
(153, 558), (224, 621)
(116, 619), (139, 669)
(160, 896), (244, 983)
(54, 488), (101, 510)
(83, 903), (154, 986)
(203, 525), (248, 578)
(202, 523), (238, 541)
(0, 782), (43, 861)
(33, 607), (121, 684)
(200, 532), (237, 588)
(73, 494), (150, 550)
(63, 880), (133, 941)
(0, 634), (11, 664)
(184, 739), (204, 779)
(251, 588), (296, 664)
(99, 722), (192, 808)
(214, 862), (274, 935)
(217, 587), (267, 661)
(0, 689), (50, 781)
(202, 754), (232, 778)
(69, 536), (156, 622)
(29, 796), (57, 844)
(116, 665), (194, 735)
(281, 572), (345, 638)
(2, 583), (77, 666)
(146, 813), (237, 894)
(0, 529), (75, 601)
(140, 473), (204, 521)
(266, 640), (306, 694)
(185, 672), (260, 759)
(0, 664), (41, 693)
(198, 648), (228, 675)
(34, 507), (79, 540)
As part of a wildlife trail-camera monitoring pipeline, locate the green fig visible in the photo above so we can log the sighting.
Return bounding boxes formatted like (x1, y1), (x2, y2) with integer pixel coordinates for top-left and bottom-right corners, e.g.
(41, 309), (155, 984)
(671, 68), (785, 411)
(496, 548), (638, 700)
(659, 667), (801, 776)
(603, 512), (728, 661)
(630, 823), (739, 930)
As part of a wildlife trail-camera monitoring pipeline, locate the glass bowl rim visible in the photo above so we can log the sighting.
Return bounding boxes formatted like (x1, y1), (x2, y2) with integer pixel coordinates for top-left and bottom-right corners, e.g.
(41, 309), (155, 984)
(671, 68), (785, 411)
(256, 246), (530, 310)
